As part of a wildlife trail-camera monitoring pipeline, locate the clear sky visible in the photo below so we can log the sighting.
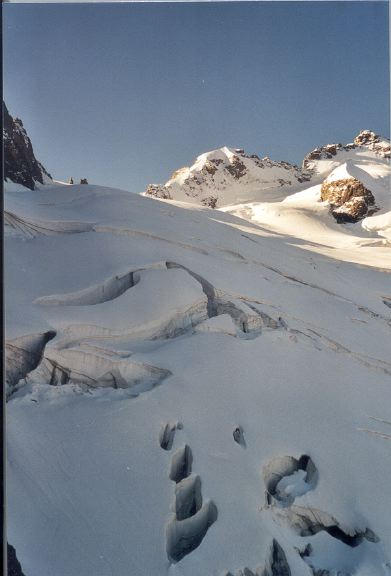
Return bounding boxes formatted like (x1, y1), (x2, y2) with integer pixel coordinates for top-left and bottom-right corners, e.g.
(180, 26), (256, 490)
(3, 1), (390, 192)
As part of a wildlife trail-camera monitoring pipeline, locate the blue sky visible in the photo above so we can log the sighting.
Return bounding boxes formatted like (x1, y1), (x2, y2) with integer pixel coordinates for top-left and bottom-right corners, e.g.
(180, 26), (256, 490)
(4, 1), (390, 192)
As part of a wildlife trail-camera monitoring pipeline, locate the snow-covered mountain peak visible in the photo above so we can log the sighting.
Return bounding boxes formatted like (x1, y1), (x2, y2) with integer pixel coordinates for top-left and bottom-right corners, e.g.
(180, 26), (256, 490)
(145, 145), (311, 208)
(145, 131), (390, 209)
(192, 145), (236, 166)
(166, 146), (236, 187)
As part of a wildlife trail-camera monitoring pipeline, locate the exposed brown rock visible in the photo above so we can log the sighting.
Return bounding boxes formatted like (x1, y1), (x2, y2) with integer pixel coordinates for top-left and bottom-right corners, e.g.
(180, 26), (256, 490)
(225, 155), (247, 179)
(304, 130), (390, 171)
(145, 184), (172, 200)
(321, 177), (377, 223)
(324, 144), (338, 155)
(201, 196), (218, 208)
(202, 161), (218, 176)
(354, 130), (391, 158)
(302, 144), (343, 171)
(277, 178), (292, 187)
(297, 173), (312, 183)
(354, 130), (380, 147)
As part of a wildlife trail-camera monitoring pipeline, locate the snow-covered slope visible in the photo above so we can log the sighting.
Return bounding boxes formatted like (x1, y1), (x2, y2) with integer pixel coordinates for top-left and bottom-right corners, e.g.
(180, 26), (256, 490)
(144, 146), (311, 207)
(225, 132), (391, 251)
(5, 180), (391, 576)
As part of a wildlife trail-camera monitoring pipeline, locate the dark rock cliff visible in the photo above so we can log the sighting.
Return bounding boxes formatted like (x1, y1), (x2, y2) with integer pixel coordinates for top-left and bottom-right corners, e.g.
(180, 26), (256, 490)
(3, 101), (52, 190)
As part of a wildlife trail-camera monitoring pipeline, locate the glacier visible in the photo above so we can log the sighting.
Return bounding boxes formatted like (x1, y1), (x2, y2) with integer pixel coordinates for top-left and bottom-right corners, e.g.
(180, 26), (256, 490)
(5, 132), (391, 576)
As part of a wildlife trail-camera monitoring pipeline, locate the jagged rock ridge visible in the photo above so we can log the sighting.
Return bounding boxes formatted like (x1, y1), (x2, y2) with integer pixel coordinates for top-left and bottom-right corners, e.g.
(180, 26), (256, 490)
(303, 130), (390, 173)
(145, 131), (389, 211)
(3, 101), (52, 190)
(145, 146), (311, 208)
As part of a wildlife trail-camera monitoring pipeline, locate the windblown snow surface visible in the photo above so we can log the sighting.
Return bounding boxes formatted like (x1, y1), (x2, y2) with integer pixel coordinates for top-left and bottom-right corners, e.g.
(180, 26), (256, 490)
(5, 156), (391, 576)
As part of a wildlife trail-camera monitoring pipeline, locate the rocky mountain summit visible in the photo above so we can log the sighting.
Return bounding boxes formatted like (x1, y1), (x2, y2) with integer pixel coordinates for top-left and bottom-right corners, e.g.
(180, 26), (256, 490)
(3, 101), (52, 190)
(354, 129), (391, 153)
(145, 146), (311, 208)
(303, 130), (390, 223)
(303, 130), (390, 174)
(145, 131), (390, 224)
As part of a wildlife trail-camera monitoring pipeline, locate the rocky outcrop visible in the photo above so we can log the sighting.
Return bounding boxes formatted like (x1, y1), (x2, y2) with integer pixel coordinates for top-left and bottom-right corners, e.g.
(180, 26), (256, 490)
(201, 196), (218, 208)
(146, 184), (172, 200)
(7, 544), (26, 576)
(225, 154), (247, 179)
(303, 143), (343, 170)
(354, 129), (390, 156)
(3, 101), (52, 190)
(303, 130), (390, 173)
(320, 177), (377, 223)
